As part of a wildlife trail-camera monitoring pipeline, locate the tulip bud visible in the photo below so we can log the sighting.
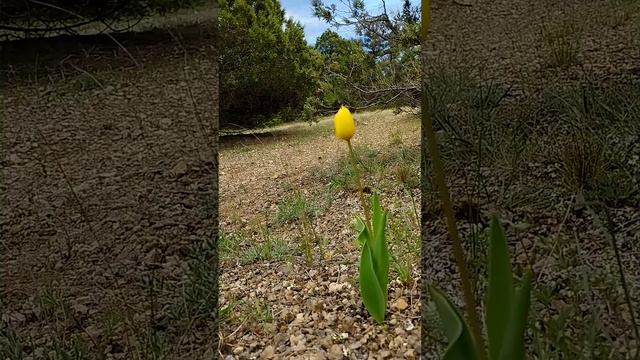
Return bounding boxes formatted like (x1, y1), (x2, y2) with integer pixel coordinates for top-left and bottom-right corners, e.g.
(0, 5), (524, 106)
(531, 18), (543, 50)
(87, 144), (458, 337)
(334, 106), (355, 141)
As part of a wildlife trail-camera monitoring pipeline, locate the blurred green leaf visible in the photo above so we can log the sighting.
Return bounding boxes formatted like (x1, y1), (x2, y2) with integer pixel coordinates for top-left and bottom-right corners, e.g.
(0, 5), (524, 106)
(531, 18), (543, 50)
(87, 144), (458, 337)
(499, 271), (532, 360)
(359, 234), (386, 323)
(428, 285), (480, 360)
(487, 215), (515, 360)
(357, 192), (389, 323)
(354, 215), (367, 248)
(371, 193), (389, 305)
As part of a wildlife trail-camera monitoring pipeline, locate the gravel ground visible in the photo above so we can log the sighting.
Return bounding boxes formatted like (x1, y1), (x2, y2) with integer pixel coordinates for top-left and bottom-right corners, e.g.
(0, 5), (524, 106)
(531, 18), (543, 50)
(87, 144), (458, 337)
(2, 23), (220, 359)
(218, 111), (422, 359)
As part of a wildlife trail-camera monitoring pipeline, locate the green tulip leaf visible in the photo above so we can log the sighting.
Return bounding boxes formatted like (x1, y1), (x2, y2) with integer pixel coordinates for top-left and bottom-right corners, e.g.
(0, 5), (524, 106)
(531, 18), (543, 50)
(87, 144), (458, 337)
(370, 193), (389, 302)
(355, 192), (390, 324)
(498, 270), (532, 360)
(428, 285), (480, 360)
(354, 216), (367, 248)
(487, 215), (515, 360)
(359, 236), (386, 323)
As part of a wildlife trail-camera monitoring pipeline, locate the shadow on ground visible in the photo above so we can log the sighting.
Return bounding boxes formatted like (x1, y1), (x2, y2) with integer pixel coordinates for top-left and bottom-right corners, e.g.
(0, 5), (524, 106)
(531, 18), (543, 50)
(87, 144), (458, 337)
(1, 22), (216, 85)
(220, 122), (330, 150)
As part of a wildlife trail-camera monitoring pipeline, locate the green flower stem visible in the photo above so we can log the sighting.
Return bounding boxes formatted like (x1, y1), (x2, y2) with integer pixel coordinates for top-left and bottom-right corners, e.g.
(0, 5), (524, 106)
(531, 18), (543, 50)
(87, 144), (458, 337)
(421, 0), (487, 357)
(422, 90), (487, 360)
(347, 140), (374, 242)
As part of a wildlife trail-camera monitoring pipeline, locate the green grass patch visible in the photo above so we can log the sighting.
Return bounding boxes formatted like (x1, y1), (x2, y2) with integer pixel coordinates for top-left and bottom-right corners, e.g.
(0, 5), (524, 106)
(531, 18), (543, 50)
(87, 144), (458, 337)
(607, 0), (640, 27)
(239, 227), (292, 265)
(541, 21), (582, 68)
(170, 234), (217, 337)
(219, 228), (293, 265)
(241, 235), (291, 265)
(316, 142), (420, 192)
(219, 230), (245, 262)
(387, 210), (420, 286)
(219, 297), (273, 332)
(276, 191), (319, 224)
(0, 326), (24, 360)
(560, 127), (607, 193)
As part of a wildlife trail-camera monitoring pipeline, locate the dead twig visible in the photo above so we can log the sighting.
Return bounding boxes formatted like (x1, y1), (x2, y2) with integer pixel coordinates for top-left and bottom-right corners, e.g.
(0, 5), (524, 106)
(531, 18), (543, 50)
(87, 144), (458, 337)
(576, 192), (640, 358)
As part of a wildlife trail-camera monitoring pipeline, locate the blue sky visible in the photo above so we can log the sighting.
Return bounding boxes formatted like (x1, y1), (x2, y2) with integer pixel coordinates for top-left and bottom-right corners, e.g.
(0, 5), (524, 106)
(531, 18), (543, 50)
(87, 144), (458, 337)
(280, 0), (415, 45)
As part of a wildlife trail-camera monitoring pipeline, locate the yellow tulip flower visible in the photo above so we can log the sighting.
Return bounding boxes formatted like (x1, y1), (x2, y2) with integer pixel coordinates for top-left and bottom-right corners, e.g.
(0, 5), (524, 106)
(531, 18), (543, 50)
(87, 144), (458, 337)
(334, 104), (373, 243)
(334, 106), (355, 141)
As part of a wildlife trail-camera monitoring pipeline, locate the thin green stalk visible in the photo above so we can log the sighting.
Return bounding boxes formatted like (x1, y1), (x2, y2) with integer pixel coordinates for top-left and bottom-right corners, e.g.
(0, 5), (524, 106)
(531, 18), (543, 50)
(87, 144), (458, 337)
(348, 140), (374, 241)
(422, 88), (487, 360)
(421, 0), (487, 357)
